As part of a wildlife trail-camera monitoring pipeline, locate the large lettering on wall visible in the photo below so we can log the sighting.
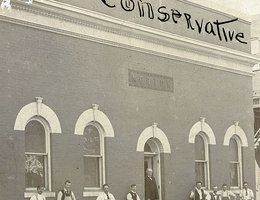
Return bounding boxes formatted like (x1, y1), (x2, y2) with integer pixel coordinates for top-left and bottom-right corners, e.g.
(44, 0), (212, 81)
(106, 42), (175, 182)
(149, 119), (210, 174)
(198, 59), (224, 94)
(100, 0), (247, 44)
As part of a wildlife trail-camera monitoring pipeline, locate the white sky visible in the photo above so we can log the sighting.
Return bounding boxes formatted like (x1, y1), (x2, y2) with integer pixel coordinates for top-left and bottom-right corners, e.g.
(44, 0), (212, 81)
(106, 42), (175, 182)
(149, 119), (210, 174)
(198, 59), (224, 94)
(191, 0), (260, 15)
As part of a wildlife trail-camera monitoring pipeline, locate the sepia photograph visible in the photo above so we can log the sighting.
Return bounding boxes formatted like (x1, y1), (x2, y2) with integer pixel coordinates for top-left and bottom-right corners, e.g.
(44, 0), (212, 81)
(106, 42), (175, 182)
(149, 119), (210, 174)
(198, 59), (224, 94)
(1, 0), (260, 200)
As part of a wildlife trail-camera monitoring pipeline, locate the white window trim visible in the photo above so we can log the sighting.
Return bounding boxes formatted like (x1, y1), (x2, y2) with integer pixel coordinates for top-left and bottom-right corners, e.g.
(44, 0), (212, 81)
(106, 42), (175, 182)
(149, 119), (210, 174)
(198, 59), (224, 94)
(74, 104), (114, 137)
(83, 122), (106, 194)
(24, 191), (56, 198)
(223, 122), (248, 147)
(195, 133), (210, 190)
(14, 97), (62, 133)
(229, 136), (243, 189)
(25, 116), (52, 192)
(189, 117), (216, 145)
(136, 123), (171, 153)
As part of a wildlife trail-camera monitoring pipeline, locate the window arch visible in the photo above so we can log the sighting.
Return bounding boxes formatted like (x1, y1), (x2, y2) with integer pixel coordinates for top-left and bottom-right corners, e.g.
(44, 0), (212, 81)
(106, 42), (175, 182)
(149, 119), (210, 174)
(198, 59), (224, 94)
(194, 132), (210, 189)
(14, 97), (60, 197)
(189, 118), (215, 189)
(25, 117), (51, 190)
(229, 136), (242, 188)
(224, 122), (246, 188)
(83, 122), (105, 189)
(75, 104), (114, 197)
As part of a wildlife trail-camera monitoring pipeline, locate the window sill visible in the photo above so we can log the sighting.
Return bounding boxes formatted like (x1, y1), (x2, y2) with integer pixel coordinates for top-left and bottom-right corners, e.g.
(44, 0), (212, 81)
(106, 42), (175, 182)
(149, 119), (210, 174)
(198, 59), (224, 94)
(83, 189), (103, 197)
(24, 191), (56, 198)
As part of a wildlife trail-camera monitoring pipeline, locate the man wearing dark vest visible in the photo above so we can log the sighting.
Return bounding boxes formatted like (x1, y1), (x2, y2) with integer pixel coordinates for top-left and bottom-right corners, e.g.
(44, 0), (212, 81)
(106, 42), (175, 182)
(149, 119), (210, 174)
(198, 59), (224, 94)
(190, 181), (209, 200)
(127, 184), (141, 200)
(145, 168), (159, 200)
(210, 185), (220, 200)
(57, 180), (76, 200)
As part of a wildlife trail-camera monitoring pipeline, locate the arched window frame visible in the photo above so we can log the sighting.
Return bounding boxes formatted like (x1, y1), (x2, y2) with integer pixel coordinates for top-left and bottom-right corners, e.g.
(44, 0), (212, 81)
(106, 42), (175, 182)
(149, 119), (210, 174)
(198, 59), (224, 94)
(25, 116), (51, 191)
(228, 135), (243, 189)
(189, 118), (216, 190)
(223, 122), (248, 189)
(83, 122), (105, 190)
(14, 97), (60, 198)
(74, 104), (114, 197)
(194, 132), (210, 189)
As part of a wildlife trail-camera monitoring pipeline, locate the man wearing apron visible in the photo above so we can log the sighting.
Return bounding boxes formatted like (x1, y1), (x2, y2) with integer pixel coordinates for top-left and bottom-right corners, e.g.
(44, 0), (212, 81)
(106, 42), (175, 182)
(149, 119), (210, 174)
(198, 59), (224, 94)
(217, 184), (236, 200)
(190, 181), (210, 200)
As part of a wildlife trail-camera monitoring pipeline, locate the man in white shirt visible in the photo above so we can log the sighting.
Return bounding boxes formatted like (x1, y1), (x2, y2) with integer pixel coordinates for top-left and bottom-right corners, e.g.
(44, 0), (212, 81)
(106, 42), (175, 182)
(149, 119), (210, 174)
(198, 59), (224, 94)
(217, 184), (236, 200)
(126, 184), (141, 200)
(96, 184), (116, 200)
(240, 182), (254, 200)
(57, 180), (76, 200)
(190, 181), (210, 200)
(30, 186), (46, 200)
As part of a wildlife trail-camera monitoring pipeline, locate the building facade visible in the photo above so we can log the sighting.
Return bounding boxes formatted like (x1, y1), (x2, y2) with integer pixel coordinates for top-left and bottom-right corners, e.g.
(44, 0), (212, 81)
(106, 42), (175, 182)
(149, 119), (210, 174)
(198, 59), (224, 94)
(0, 0), (259, 200)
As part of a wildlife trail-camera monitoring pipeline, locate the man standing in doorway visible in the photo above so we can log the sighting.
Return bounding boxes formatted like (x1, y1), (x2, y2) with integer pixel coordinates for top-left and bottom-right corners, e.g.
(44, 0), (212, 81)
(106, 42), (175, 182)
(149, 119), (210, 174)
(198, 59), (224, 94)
(57, 180), (76, 200)
(145, 168), (159, 200)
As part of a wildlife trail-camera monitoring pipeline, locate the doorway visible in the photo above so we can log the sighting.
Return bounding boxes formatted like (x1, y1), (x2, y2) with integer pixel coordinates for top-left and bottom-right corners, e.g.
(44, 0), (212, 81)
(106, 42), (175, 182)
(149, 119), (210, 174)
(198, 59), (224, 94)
(144, 139), (161, 200)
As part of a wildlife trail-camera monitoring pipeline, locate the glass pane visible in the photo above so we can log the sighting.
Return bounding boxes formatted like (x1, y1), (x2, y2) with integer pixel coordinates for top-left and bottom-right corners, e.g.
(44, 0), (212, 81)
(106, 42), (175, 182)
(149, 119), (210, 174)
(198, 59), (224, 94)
(144, 143), (152, 152)
(25, 121), (45, 153)
(230, 163), (239, 187)
(83, 125), (100, 155)
(195, 134), (205, 160)
(84, 157), (100, 187)
(195, 162), (206, 187)
(25, 154), (46, 188)
(229, 138), (238, 162)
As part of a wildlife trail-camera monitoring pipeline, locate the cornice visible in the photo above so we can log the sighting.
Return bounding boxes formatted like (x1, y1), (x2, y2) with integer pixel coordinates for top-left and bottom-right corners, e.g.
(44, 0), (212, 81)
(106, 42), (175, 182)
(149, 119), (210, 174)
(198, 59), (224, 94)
(0, 0), (259, 76)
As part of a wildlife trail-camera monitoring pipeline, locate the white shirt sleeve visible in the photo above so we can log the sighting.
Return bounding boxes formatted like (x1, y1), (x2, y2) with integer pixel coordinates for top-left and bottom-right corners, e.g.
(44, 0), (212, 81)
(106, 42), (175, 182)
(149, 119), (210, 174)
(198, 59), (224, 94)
(96, 194), (104, 200)
(127, 193), (132, 200)
(30, 195), (36, 200)
(110, 193), (116, 200)
(190, 190), (195, 199)
(72, 191), (76, 200)
(137, 194), (141, 200)
(57, 191), (62, 200)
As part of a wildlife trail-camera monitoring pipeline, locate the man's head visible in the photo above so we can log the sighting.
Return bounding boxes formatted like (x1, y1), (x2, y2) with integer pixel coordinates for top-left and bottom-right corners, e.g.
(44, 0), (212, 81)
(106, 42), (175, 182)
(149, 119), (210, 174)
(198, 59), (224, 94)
(212, 185), (218, 192)
(131, 184), (137, 192)
(146, 168), (153, 177)
(37, 186), (44, 194)
(222, 184), (228, 191)
(65, 180), (71, 190)
(103, 184), (109, 194)
(243, 182), (249, 189)
(196, 181), (202, 189)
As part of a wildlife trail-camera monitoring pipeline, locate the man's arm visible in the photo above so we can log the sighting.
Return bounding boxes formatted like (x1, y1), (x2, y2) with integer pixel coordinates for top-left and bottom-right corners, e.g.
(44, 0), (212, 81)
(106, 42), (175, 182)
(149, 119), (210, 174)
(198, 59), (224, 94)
(72, 191), (76, 200)
(110, 193), (116, 200)
(57, 191), (62, 200)
(190, 190), (195, 199)
(126, 193), (132, 200)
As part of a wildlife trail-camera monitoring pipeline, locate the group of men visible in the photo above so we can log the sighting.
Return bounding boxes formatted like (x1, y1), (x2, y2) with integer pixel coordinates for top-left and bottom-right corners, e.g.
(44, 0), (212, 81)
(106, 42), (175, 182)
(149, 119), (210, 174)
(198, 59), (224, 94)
(30, 168), (158, 200)
(29, 169), (254, 200)
(190, 181), (254, 200)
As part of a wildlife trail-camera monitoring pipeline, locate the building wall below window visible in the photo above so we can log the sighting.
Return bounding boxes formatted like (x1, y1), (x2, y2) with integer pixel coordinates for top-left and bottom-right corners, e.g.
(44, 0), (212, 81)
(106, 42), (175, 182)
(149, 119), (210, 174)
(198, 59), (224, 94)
(0, 20), (255, 200)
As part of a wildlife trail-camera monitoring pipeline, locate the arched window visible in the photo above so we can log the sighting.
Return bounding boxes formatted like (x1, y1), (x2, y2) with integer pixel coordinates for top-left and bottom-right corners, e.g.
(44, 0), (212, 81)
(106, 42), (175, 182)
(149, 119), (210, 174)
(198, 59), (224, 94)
(25, 117), (51, 190)
(83, 123), (105, 189)
(229, 136), (242, 188)
(194, 132), (210, 188)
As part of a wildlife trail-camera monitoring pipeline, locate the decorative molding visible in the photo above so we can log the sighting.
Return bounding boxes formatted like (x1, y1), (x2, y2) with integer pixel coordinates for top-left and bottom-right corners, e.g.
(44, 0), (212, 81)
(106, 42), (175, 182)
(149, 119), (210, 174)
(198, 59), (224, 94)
(14, 97), (62, 133)
(0, 0), (258, 76)
(136, 123), (171, 153)
(74, 105), (114, 137)
(189, 118), (216, 145)
(223, 122), (248, 147)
